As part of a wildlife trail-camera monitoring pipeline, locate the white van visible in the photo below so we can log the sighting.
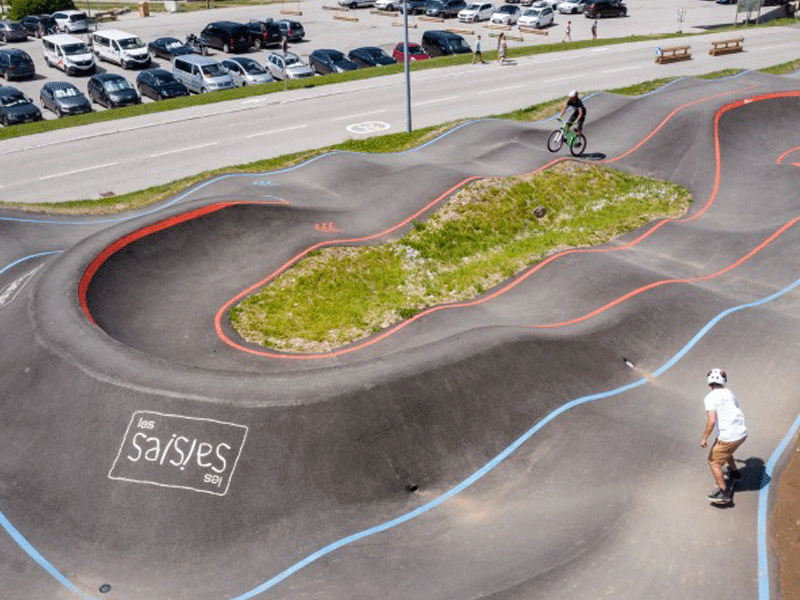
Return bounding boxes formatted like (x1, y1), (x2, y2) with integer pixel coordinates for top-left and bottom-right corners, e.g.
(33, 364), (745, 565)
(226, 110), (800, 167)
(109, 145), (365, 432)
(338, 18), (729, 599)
(172, 55), (235, 93)
(91, 30), (151, 69)
(42, 34), (96, 75)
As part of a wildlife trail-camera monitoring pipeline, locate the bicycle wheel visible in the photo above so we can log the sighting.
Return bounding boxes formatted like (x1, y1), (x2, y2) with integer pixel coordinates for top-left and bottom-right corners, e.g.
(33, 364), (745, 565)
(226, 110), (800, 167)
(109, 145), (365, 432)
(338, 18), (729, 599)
(570, 134), (586, 156)
(547, 130), (563, 153)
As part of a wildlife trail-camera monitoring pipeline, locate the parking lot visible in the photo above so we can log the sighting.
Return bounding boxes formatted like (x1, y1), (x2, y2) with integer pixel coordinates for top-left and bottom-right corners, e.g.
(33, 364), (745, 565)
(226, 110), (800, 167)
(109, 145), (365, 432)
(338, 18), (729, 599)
(0, 0), (784, 120)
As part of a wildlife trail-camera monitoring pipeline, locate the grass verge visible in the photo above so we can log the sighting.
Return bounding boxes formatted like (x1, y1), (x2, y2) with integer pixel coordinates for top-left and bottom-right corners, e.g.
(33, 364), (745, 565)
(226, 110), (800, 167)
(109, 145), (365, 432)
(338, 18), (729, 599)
(229, 163), (692, 352)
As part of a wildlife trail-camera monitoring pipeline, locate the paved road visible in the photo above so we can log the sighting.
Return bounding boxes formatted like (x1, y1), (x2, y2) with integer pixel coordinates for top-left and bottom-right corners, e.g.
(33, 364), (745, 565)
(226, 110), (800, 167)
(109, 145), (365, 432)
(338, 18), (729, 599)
(1, 71), (799, 599)
(3, 23), (800, 203)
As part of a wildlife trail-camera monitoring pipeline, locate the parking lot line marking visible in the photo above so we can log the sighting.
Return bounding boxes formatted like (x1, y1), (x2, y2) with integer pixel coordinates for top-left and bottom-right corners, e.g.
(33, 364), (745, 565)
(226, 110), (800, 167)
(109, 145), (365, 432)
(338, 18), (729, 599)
(331, 109), (387, 122)
(602, 65), (643, 74)
(39, 162), (118, 181)
(414, 96), (459, 106)
(244, 124), (308, 139)
(150, 142), (218, 158)
(478, 84), (524, 95)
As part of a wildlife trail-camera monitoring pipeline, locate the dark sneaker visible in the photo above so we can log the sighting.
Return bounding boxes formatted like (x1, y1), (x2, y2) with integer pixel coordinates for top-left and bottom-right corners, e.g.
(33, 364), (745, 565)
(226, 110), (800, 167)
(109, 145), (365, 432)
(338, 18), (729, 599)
(728, 469), (742, 481)
(707, 488), (732, 504)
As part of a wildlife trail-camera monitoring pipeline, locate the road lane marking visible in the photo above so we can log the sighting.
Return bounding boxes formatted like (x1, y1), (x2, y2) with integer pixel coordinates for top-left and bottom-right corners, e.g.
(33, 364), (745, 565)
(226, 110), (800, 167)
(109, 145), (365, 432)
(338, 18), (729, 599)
(602, 65), (643, 73)
(0, 265), (43, 310)
(149, 142), (218, 158)
(478, 84), (524, 95)
(543, 75), (574, 83)
(332, 109), (387, 122)
(414, 95), (459, 106)
(244, 124), (308, 139)
(38, 162), (118, 181)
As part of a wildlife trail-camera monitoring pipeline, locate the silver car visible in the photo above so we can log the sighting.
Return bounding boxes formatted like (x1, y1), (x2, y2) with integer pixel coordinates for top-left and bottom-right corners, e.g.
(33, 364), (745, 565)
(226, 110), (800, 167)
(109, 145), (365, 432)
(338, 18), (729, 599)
(221, 57), (274, 86)
(265, 51), (315, 80)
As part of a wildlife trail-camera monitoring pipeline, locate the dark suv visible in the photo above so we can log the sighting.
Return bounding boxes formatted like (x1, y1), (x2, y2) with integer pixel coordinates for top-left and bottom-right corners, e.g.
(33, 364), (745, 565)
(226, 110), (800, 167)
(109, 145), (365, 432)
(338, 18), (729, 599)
(277, 19), (304, 42)
(584, 0), (626, 17)
(20, 15), (56, 37)
(421, 30), (471, 57)
(200, 21), (251, 53)
(426, 0), (467, 17)
(0, 49), (36, 81)
(245, 20), (282, 49)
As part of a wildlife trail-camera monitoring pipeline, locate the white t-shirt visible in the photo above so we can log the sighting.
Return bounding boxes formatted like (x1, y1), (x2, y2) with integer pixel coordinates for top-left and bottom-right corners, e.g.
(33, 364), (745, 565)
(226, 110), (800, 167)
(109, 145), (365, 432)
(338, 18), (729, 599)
(703, 387), (747, 442)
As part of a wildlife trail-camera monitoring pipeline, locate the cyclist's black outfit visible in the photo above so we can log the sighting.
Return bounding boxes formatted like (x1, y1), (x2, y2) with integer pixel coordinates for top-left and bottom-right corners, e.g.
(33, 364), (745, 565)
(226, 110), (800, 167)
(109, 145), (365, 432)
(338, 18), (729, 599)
(566, 96), (586, 132)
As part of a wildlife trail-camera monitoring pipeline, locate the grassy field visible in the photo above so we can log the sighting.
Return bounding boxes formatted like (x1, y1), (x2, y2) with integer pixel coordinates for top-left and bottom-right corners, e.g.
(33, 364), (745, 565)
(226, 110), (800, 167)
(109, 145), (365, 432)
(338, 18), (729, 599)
(229, 163), (692, 352)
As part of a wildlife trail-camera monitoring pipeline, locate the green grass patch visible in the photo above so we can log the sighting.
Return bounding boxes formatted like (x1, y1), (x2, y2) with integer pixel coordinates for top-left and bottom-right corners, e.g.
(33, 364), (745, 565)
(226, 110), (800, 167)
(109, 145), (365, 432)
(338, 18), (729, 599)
(230, 163), (692, 352)
(759, 58), (800, 75)
(696, 68), (746, 79)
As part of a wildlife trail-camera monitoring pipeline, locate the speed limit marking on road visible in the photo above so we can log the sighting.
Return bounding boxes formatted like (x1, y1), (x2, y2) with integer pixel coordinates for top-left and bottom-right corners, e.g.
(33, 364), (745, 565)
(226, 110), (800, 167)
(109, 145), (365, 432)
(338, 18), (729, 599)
(346, 121), (391, 135)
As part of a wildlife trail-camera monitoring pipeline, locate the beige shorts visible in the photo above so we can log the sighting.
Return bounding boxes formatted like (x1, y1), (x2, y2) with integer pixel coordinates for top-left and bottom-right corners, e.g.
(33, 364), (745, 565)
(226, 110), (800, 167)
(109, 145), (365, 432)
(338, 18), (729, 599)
(708, 437), (746, 467)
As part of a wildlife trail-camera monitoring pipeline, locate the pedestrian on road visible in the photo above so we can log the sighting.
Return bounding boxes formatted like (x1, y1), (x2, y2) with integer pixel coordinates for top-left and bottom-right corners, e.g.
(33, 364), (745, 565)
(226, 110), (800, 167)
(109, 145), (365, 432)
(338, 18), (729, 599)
(700, 368), (747, 505)
(591, 19), (597, 39)
(497, 32), (507, 64)
(282, 34), (289, 56)
(473, 35), (486, 64)
(563, 20), (572, 42)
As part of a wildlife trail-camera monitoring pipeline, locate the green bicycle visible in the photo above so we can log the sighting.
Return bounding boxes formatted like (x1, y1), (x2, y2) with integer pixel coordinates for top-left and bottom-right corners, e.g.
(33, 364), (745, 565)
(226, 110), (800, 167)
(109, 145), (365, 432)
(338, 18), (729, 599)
(547, 117), (587, 156)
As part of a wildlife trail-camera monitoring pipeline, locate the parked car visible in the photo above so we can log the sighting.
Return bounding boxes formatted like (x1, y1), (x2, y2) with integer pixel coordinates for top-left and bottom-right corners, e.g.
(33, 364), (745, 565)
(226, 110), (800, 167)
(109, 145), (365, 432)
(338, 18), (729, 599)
(148, 37), (194, 60)
(265, 51), (315, 79)
(51, 10), (89, 34)
(338, 0), (375, 7)
(221, 57), (274, 85)
(200, 21), (251, 53)
(172, 54), (235, 93)
(399, 0), (432, 14)
(0, 21), (28, 42)
(308, 49), (358, 75)
(375, 0), (400, 10)
(92, 30), (151, 69)
(43, 34), (96, 75)
(39, 81), (91, 116)
(458, 2), (495, 21)
(518, 5), (554, 27)
(490, 4), (522, 23)
(557, 0), (589, 13)
(20, 15), (56, 38)
(392, 42), (430, 61)
(0, 49), (35, 81)
(584, 0), (626, 16)
(0, 86), (42, 126)
(348, 46), (397, 68)
(425, 0), (467, 17)
(135, 68), (189, 100)
(276, 19), (305, 42)
(421, 30), (471, 56)
(86, 73), (140, 108)
(245, 20), (282, 49)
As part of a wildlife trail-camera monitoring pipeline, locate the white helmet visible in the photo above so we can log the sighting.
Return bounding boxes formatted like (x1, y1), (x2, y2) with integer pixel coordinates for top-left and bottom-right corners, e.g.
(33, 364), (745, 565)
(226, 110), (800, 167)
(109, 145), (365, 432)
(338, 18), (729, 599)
(707, 368), (727, 386)
(568, 90), (578, 98)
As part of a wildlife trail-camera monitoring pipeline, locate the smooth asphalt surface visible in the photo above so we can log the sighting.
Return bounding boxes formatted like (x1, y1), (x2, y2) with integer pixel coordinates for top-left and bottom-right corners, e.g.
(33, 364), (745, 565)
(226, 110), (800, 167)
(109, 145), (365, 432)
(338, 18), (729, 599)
(2, 71), (800, 600)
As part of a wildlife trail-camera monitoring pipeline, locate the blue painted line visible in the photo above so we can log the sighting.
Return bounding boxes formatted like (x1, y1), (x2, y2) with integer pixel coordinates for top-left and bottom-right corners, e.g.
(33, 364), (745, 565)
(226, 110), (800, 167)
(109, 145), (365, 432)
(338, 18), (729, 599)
(0, 251), (61, 277)
(0, 511), (95, 600)
(0, 251), (95, 599)
(758, 392), (800, 599)
(231, 273), (800, 600)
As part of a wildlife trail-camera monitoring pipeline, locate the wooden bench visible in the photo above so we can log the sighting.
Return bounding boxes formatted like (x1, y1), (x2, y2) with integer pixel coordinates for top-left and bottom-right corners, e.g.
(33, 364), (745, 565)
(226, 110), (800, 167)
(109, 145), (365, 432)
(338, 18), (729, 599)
(518, 26), (548, 35)
(709, 37), (744, 56)
(446, 27), (474, 35)
(655, 45), (691, 64)
(333, 13), (359, 20)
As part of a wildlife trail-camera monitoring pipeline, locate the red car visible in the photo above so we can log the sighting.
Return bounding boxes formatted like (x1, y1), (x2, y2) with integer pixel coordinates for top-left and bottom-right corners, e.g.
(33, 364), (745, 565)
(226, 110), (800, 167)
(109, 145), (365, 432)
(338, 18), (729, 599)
(392, 42), (430, 62)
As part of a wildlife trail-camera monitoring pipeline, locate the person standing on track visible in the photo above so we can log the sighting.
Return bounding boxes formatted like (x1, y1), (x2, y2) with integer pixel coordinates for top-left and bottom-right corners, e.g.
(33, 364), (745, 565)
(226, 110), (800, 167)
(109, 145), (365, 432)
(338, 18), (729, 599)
(558, 90), (586, 136)
(700, 368), (747, 505)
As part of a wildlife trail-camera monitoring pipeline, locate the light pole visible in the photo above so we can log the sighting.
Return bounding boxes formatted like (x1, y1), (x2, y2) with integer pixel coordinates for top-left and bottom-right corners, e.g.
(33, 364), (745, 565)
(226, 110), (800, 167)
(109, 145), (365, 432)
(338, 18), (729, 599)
(403, 0), (412, 132)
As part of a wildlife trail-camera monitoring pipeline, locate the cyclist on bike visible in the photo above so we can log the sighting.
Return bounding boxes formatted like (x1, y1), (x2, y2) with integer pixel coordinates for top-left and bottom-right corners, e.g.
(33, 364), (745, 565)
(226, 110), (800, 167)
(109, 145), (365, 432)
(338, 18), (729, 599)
(558, 90), (586, 136)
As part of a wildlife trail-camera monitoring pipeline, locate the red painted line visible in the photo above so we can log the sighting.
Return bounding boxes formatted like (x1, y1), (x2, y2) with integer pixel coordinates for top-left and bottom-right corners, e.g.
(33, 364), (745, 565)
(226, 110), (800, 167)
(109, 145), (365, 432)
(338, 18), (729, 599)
(218, 86), (794, 360)
(776, 146), (800, 164)
(78, 201), (288, 324)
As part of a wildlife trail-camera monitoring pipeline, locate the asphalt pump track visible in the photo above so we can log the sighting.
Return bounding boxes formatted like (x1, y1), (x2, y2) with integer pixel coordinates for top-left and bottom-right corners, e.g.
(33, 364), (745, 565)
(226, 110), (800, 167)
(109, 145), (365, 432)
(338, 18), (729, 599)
(1, 72), (800, 600)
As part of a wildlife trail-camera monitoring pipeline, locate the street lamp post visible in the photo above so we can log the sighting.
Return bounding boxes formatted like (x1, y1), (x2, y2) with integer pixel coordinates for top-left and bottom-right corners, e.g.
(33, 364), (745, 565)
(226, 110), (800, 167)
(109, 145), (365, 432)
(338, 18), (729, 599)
(403, 0), (412, 132)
